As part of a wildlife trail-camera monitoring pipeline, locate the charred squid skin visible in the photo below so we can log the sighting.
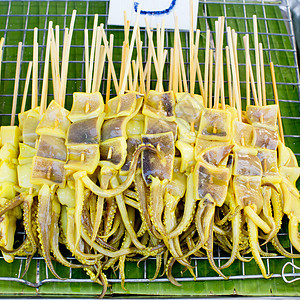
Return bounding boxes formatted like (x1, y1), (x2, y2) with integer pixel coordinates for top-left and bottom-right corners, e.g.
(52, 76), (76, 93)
(78, 144), (158, 198)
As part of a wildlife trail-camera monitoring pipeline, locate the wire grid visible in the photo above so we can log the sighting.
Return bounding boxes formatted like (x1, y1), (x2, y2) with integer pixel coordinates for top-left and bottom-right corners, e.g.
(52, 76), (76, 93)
(0, 0), (300, 294)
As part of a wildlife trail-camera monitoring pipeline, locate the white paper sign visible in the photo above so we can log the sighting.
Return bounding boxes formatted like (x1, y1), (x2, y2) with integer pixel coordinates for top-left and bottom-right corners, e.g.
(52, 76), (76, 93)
(108, 0), (199, 31)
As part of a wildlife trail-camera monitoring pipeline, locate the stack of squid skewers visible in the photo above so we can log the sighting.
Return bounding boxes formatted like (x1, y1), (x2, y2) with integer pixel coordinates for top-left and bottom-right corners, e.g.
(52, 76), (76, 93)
(0, 7), (299, 298)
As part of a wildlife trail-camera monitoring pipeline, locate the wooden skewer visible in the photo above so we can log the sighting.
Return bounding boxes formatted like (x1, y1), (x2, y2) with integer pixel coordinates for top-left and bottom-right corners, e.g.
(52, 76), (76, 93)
(189, 0), (194, 94)
(101, 27), (119, 94)
(21, 61), (32, 113)
(243, 35), (258, 106)
(128, 57), (133, 91)
(55, 25), (59, 58)
(11, 42), (22, 126)
(84, 28), (90, 92)
(120, 17), (130, 90)
(169, 48), (174, 91)
(225, 46), (232, 107)
(173, 20), (179, 94)
(270, 62), (285, 145)
(92, 26), (102, 93)
(145, 18), (160, 91)
(106, 33), (113, 102)
(32, 27), (38, 109)
(227, 27), (241, 121)
(193, 30), (203, 96)
(95, 45), (106, 92)
(119, 7), (141, 95)
(244, 35), (250, 106)
(220, 49), (225, 109)
(175, 17), (188, 93)
(195, 54), (204, 98)
(214, 17), (225, 109)
(146, 32), (152, 94)
(259, 43), (266, 106)
(88, 14), (98, 92)
(178, 61), (183, 93)
(204, 29), (210, 107)
(133, 57), (139, 92)
(253, 15), (262, 106)
(136, 27), (145, 94)
(60, 10), (76, 107)
(40, 21), (52, 115)
(232, 30), (240, 105)
(155, 23), (163, 93)
(208, 49), (213, 109)
(0, 37), (4, 82)
(50, 27), (60, 102)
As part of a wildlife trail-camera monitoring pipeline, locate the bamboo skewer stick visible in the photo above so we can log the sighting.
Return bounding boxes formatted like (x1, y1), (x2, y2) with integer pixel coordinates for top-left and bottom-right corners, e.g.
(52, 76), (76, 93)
(60, 11), (76, 107)
(193, 30), (204, 96)
(128, 58), (133, 92)
(106, 34), (113, 102)
(243, 35), (258, 106)
(253, 15), (262, 106)
(11, 42), (22, 126)
(175, 16), (188, 93)
(208, 49), (213, 109)
(227, 27), (241, 121)
(270, 62), (285, 145)
(145, 31), (153, 94)
(120, 15), (129, 90)
(55, 25), (59, 60)
(214, 17), (225, 109)
(259, 43), (266, 106)
(84, 28), (90, 92)
(225, 46), (232, 107)
(244, 35), (250, 106)
(95, 45), (106, 92)
(92, 26), (102, 93)
(173, 21), (179, 94)
(169, 48), (174, 91)
(119, 8), (141, 95)
(220, 49), (225, 109)
(232, 30), (240, 105)
(32, 27), (38, 109)
(101, 27), (119, 94)
(136, 28), (145, 95)
(190, 29), (198, 95)
(21, 61), (32, 113)
(189, 0), (194, 94)
(204, 29), (210, 107)
(50, 27), (60, 102)
(40, 21), (52, 115)
(0, 37), (4, 82)
(88, 14), (98, 91)
(133, 57), (139, 92)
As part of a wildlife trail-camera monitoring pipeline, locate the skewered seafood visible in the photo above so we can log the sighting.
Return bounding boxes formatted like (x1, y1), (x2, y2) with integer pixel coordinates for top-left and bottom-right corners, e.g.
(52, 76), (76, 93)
(0, 9), (299, 299)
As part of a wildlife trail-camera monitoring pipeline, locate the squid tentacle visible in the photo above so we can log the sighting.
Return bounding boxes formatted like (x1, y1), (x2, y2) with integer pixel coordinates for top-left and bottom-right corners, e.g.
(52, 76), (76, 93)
(247, 217), (272, 279)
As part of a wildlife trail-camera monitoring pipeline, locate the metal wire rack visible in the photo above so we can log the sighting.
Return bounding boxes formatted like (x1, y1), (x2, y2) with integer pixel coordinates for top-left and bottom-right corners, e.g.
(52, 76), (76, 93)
(0, 0), (300, 296)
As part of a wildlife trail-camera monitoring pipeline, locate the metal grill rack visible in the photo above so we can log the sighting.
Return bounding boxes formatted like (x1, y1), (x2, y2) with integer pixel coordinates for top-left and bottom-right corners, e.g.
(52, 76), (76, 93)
(0, 0), (300, 296)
